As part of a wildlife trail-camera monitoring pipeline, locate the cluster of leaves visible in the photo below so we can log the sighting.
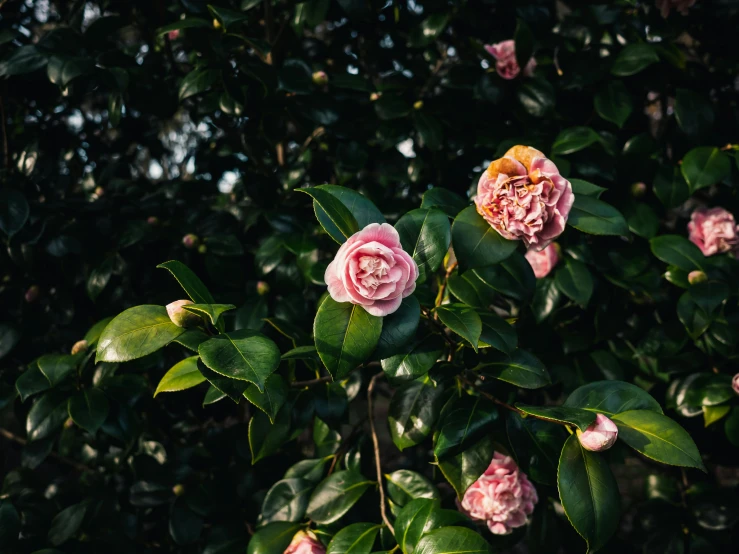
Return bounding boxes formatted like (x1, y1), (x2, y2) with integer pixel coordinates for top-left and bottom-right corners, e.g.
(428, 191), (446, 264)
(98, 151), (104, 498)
(1, 0), (739, 553)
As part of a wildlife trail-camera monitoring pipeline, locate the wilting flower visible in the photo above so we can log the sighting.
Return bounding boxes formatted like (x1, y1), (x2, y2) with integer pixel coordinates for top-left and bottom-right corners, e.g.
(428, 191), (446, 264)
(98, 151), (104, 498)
(687, 207), (739, 257)
(485, 40), (536, 80)
(525, 243), (560, 278)
(71, 340), (89, 355)
(166, 299), (200, 328)
(324, 223), (418, 317)
(475, 145), (574, 251)
(284, 530), (325, 554)
(655, 0), (697, 18)
(733, 373), (739, 396)
(458, 452), (538, 535)
(578, 413), (619, 452)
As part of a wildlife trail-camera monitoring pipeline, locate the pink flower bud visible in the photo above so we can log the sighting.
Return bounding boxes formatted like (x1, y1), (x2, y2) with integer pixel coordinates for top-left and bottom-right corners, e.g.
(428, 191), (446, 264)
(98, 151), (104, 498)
(370, 92), (380, 102)
(182, 234), (198, 249)
(312, 71), (329, 86)
(577, 413), (618, 452)
(284, 530), (325, 554)
(147, 216), (160, 226)
(94, 186), (104, 197)
(631, 182), (647, 197)
(71, 340), (89, 355)
(172, 484), (185, 496)
(25, 285), (40, 303)
(167, 30), (180, 40)
(688, 270), (707, 285)
(166, 300), (200, 328)
(733, 373), (739, 396)
(256, 281), (270, 296)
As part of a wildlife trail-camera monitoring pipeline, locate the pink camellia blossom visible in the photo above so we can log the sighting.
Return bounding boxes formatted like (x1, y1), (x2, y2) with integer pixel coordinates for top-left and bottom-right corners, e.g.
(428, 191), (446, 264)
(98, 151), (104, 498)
(324, 223), (419, 317)
(733, 373), (739, 396)
(655, 0), (697, 18)
(578, 413), (619, 452)
(475, 145), (574, 251)
(687, 207), (739, 257)
(485, 40), (536, 80)
(284, 530), (325, 554)
(458, 452), (538, 535)
(525, 243), (560, 278)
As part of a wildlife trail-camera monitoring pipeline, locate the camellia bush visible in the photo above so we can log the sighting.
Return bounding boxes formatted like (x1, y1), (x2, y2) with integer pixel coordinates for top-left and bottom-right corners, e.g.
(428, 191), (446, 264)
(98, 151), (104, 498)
(1, 0), (739, 553)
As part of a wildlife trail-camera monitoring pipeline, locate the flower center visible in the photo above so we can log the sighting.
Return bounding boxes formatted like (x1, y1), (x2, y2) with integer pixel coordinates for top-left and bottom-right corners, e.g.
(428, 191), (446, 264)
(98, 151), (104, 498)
(357, 256), (389, 289)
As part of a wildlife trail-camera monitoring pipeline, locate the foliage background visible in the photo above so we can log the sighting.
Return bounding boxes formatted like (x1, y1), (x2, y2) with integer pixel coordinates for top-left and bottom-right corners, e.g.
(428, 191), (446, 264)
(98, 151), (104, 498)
(1, 0), (739, 552)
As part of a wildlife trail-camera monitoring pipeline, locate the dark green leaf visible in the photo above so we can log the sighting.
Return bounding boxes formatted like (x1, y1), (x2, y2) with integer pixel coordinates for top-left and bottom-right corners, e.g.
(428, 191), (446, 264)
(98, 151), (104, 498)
(674, 89), (714, 139)
(472, 251), (536, 302)
(570, 179), (606, 198)
(314, 185), (385, 228)
(249, 406), (291, 463)
(415, 526), (492, 554)
(594, 81), (632, 128)
(515, 404), (595, 432)
(197, 360), (248, 403)
(156, 18), (212, 35)
(436, 304), (482, 351)
(564, 381), (663, 416)
(421, 188), (468, 218)
(506, 412), (564, 486)
(247, 522), (302, 554)
(244, 374), (288, 423)
(259, 478), (313, 526)
(385, 470), (439, 507)
(327, 522), (382, 554)
(650, 235), (705, 271)
(478, 312), (517, 354)
(182, 303), (236, 325)
(551, 127), (601, 156)
(681, 147), (731, 192)
(298, 187), (360, 243)
(157, 260), (216, 304)
(389, 377), (446, 451)
(26, 391), (70, 441)
(68, 389), (109, 434)
(414, 112), (444, 151)
(451, 206), (517, 272)
(0, 189), (29, 237)
(381, 335), (442, 383)
(179, 68), (220, 101)
(16, 363), (51, 402)
(437, 435), (495, 498)
(394, 499), (465, 554)
(517, 77), (555, 118)
(434, 396), (498, 459)
(623, 202), (659, 239)
(513, 19), (534, 72)
(554, 259), (594, 306)
(376, 296), (421, 359)
(611, 43), (659, 76)
(48, 502), (87, 546)
(396, 208), (451, 283)
(37, 354), (77, 387)
(305, 470), (374, 524)
(169, 497), (203, 545)
(568, 196), (629, 236)
(477, 349), (550, 389)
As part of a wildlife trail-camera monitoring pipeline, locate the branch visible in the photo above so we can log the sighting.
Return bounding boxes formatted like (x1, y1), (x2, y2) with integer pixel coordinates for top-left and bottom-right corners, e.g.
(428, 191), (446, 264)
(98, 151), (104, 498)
(291, 375), (332, 388)
(0, 428), (93, 473)
(368, 372), (394, 535)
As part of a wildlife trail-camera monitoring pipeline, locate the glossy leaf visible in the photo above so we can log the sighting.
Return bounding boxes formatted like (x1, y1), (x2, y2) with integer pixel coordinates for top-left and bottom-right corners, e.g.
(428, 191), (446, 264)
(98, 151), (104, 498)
(154, 356), (206, 396)
(611, 43), (659, 76)
(681, 147), (731, 192)
(0, 189), (30, 237)
(415, 526), (492, 554)
(594, 80), (632, 128)
(247, 522), (302, 554)
(437, 435), (495, 498)
(477, 349), (550, 389)
(515, 404), (595, 431)
(376, 296), (421, 359)
(394, 498), (466, 554)
(472, 251), (536, 302)
(199, 330), (281, 391)
(179, 67), (220, 101)
(436, 304), (482, 351)
(244, 374), (288, 423)
(451, 206), (517, 272)
(650, 235), (705, 271)
(506, 411), (564, 486)
(326, 522), (381, 554)
(182, 303), (236, 325)
(48, 502), (87, 546)
(305, 470), (374, 524)
(477, 312), (517, 354)
(298, 187), (360, 244)
(395, 208), (451, 282)
(389, 377), (446, 451)
(37, 354), (77, 387)
(68, 389), (109, 434)
(259, 478), (313, 526)
(564, 381), (663, 416)
(314, 184), (384, 228)
(554, 259), (594, 306)
(421, 188), (468, 218)
(568, 196), (628, 236)
(385, 469), (439, 507)
(434, 396), (498, 459)
(551, 127), (601, 156)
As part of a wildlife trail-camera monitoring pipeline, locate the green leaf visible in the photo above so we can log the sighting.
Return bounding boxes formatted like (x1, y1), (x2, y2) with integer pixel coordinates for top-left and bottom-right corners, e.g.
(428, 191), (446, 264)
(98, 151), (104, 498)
(154, 356), (206, 396)
(156, 18), (212, 35)
(506, 411), (564, 486)
(381, 334), (442, 383)
(0, 189), (30, 237)
(16, 363), (51, 402)
(244, 374), (288, 423)
(68, 389), (109, 434)
(376, 296), (420, 359)
(202, 385), (227, 405)
(374, 94), (411, 120)
(532, 278), (562, 323)
(414, 112), (443, 151)
(554, 259), (594, 306)
(172, 329), (210, 352)
(385, 470), (439, 507)
(395, 208), (451, 283)
(207, 4), (248, 31)
(703, 405), (730, 427)
(0, 500), (20, 546)
(284, 457), (331, 482)
(421, 188), (468, 218)
(436, 304), (482, 351)
(249, 406), (291, 463)
(472, 251), (536, 302)
(394, 499), (466, 554)
(674, 89), (714, 139)
(327, 522), (382, 554)
(568, 196), (628, 236)
(298, 187), (360, 244)
(680, 147), (731, 192)
(389, 377), (446, 451)
(415, 526), (492, 554)
(611, 43), (659, 76)
(259, 478), (313, 526)
(434, 396), (498, 459)
(447, 271), (495, 308)
(513, 18), (534, 72)
(182, 303), (236, 325)
(451, 206), (517, 272)
(564, 381), (663, 417)
(551, 127), (601, 156)
(169, 496), (203, 545)
(197, 359), (248, 403)
(157, 260), (216, 304)
(437, 435), (495, 498)
(47, 56), (92, 87)
(478, 312), (517, 354)
(517, 77), (555, 118)
(650, 235), (705, 271)
(314, 185), (385, 228)
(313, 296), (382, 380)
(0, 323), (21, 361)
(96, 306), (183, 364)
(48, 502), (87, 546)
(477, 349), (550, 389)
(623, 202), (659, 239)
(558, 434), (620, 553)
(653, 166), (689, 209)
(179, 67), (220, 101)
(280, 345), (320, 361)
(570, 179), (606, 198)
(247, 522), (302, 554)
(27, 391), (72, 441)
(594, 81), (632, 128)
(612, 410), (705, 471)
(305, 470), (374, 524)
(83, 317), (114, 346)
(515, 404), (595, 432)
(0, 45), (47, 77)
(198, 330), (281, 391)
(279, 59), (313, 94)
(37, 354), (77, 387)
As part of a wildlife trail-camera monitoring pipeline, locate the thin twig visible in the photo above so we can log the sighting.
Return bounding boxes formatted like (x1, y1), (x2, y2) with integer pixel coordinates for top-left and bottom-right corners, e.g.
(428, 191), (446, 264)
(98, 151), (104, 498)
(368, 372), (394, 535)
(435, 260), (458, 308)
(0, 428), (93, 473)
(291, 375), (332, 388)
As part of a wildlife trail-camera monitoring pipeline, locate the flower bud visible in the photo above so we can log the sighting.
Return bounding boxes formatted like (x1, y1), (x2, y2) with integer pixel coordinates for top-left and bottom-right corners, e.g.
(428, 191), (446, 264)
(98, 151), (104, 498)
(25, 285), (40, 303)
(256, 281), (270, 296)
(71, 340), (89, 355)
(413, 100), (424, 110)
(197, 244), (207, 254)
(312, 71), (329, 86)
(172, 484), (185, 496)
(64, 417), (74, 429)
(182, 234), (198, 249)
(94, 186), (105, 197)
(370, 92), (380, 102)
(213, 18), (221, 29)
(285, 530), (325, 554)
(147, 216), (160, 226)
(167, 30), (180, 41)
(688, 270), (708, 285)
(733, 373), (739, 396)
(631, 182), (647, 197)
(577, 413), (618, 452)
(166, 300), (200, 328)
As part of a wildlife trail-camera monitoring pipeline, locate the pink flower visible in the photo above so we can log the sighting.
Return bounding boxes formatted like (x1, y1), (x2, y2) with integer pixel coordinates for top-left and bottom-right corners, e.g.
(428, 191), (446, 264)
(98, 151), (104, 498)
(475, 146), (574, 251)
(687, 207), (739, 257)
(525, 243), (560, 278)
(458, 452), (538, 535)
(485, 40), (536, 80)
(284, 531), (325, 554)
(733, 373), (739, 396)
(324, 223), (418, 317)
(577, 413), (619, 452)
(655, 0), (696, 18)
